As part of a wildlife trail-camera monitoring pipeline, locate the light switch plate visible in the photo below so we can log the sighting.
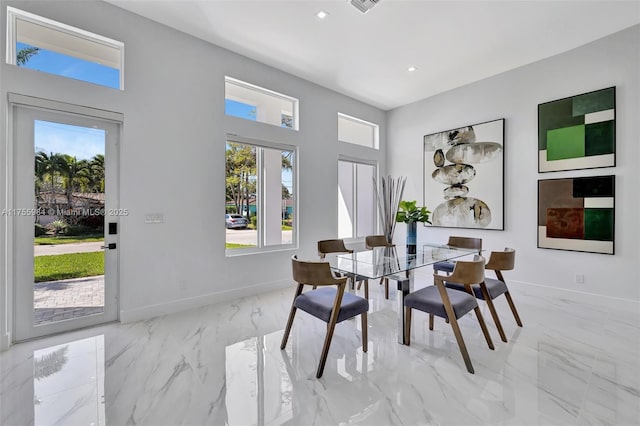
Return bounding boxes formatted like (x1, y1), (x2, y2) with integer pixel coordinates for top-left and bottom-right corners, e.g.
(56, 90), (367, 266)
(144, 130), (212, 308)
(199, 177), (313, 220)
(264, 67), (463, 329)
(144, 213), (164, 223)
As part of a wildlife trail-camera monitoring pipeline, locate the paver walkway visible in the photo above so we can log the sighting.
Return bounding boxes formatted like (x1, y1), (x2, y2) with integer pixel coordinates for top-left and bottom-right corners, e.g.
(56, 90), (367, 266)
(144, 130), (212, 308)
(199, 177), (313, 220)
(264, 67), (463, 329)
(34, 241), (103, 256)
(34, 275), (104, 325)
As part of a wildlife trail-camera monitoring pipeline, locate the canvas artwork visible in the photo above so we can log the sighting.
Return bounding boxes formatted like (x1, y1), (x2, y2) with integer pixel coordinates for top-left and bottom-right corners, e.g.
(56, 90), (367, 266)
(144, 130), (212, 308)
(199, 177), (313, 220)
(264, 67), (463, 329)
(423, 118), (504, 230)
(538, 87), (615, 172)
(538, 175), (615, 254)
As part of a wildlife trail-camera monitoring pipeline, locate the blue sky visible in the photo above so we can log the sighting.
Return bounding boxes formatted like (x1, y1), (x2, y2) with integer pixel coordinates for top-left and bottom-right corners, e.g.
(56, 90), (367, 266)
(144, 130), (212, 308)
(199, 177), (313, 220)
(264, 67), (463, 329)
(35, 120), (105, 160)
(18, 42), (119, 89)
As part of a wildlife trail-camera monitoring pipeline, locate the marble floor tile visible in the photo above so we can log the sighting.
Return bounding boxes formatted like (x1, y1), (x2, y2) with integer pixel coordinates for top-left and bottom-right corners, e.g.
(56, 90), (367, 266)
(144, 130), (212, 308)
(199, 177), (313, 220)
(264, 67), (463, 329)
(1, 279), (639, 425)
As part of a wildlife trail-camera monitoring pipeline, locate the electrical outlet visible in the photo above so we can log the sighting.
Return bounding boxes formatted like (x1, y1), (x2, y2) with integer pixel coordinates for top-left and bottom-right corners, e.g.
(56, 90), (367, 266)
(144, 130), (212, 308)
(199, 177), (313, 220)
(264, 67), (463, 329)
(575, 274), (585, 284)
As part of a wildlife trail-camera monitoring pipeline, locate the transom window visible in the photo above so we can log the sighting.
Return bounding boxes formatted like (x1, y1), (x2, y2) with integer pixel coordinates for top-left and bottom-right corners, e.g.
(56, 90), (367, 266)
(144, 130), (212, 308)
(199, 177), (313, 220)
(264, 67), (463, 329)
(225, 77), (298, 130)
(338, 113), (379, 149)
(225, 136), (296, 253)
(5, 6), (124, 89)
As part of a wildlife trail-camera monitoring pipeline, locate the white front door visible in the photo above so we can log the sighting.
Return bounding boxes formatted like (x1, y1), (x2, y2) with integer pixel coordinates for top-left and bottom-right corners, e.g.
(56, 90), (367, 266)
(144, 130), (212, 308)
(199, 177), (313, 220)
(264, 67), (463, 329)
(12, 104), (120, 341)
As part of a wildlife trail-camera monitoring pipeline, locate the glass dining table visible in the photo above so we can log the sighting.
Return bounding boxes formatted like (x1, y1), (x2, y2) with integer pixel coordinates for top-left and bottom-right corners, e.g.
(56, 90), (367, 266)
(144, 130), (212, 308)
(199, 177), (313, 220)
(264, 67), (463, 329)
(327, 244), (479, 344)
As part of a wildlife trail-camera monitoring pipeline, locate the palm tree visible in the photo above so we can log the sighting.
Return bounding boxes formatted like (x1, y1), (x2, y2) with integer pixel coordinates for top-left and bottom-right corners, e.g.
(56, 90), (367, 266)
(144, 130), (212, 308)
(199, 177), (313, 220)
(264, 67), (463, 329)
(17, 46), (40, 66)
(43, 153), (68, 211)
(89, 154), (105, 193)
(61, 155), (90, 208)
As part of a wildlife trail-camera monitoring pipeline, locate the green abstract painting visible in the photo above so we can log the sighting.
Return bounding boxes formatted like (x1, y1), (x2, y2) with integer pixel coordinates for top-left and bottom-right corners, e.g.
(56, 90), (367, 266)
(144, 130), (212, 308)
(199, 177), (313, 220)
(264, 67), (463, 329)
(538, 87), (615, 172)
(537, 175), (615, 254)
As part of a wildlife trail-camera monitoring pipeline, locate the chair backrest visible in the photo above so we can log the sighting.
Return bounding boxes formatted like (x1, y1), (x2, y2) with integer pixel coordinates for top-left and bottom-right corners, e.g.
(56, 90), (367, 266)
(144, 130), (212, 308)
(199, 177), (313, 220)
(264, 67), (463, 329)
(448, 236), (482, 253)
(317, 239), (352, 258)
(291, 255), (345, 286)
(365, 235), (394, 249)
(446, 258), (486, 285)
(485, 248), (515, 271)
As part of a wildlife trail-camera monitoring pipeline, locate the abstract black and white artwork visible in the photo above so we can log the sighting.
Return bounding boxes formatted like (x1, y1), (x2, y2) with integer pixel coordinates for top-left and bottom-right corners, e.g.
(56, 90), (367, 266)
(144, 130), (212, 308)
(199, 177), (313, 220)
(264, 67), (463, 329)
(423, 118), (504, 230)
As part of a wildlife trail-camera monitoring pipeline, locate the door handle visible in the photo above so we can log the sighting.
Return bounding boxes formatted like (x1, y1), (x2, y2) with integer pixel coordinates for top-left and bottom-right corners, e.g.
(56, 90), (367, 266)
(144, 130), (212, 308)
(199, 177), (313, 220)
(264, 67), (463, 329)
(100, 243), (117, 250)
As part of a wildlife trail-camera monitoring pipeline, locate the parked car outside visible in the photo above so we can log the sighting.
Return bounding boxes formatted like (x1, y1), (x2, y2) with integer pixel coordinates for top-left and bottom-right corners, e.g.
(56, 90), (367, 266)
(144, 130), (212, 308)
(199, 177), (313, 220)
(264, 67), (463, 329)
(225, 214), (248, 229)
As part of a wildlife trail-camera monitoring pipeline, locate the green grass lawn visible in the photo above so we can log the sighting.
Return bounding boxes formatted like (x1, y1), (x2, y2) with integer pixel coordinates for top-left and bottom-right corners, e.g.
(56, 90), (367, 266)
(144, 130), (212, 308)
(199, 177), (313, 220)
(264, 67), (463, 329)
(35, 234), (104, 245)
(34, 252), (104, 282)
(225, 243), (255, 249)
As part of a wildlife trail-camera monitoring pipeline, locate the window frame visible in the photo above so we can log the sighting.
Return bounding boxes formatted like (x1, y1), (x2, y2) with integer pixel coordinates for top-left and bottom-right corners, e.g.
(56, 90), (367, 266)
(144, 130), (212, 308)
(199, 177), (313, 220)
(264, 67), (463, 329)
(225, 134), (297, 256)
(338, 156), (378, 241)
(338, 113), (379, 150)
(225, 76), (299, 131)
(6, 6), (125, 90)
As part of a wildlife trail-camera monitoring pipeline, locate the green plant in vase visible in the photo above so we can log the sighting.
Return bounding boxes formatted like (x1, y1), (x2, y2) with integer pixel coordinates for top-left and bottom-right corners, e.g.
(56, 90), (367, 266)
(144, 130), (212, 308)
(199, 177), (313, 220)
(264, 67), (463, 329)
(396, 200), (431, 254)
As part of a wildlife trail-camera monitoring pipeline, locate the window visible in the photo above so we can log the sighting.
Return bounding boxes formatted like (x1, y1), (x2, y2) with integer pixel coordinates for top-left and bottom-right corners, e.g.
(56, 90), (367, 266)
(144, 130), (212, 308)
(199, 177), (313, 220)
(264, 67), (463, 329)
(225, 77), (298, 130)
(338, 160), (376, 239)
(6, 7), (124, 89)
(338, 113), (379, 149)
(225, 136), (296, 253)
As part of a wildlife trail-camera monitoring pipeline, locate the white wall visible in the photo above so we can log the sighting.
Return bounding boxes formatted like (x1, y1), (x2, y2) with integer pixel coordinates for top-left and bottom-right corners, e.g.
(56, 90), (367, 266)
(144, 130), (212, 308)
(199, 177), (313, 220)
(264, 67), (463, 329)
(387, 25), (640, 301)
(0, 0), (386, 348)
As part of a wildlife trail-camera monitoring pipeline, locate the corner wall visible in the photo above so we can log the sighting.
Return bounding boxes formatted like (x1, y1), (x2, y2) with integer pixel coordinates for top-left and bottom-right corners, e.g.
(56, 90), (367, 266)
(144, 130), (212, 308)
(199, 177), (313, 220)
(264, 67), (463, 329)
(387, 25), (640, 300)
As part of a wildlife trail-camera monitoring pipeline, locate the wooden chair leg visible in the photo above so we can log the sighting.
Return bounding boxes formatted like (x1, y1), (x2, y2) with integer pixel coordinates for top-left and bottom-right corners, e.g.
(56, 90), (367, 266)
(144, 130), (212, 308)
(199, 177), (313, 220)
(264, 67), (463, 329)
(364, 280), (369, 300)
(447, 314), (475, 374)
(280, 306), (297, 349)
(473, 306), (495, 350)
(504, 291), (523, 327)
(429, 313), (434, 330)
(479, 284), (507, 343)
(384, 278), (389, 299)
(317, 314), (339, 378)
(361, 313), (368, 352)
(281, 284), (303, 350)
(405, 307), (412, 345)
(485, 296), (507, 342)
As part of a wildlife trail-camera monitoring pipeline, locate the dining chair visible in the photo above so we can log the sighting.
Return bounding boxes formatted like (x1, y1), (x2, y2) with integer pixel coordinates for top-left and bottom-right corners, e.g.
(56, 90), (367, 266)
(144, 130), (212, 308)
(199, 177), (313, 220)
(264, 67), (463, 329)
(280, 255), (369, 378)
(404, 257), (494, 374)
(365, 235), (395, 299)
(433, 236), (482, 274)
(445, 248), (521, 342)
(317, 239), (369, 298)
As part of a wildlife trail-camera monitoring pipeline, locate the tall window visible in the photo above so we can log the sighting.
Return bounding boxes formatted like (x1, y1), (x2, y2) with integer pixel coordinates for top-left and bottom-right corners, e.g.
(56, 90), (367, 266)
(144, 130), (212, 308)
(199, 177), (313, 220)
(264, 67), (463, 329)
(225, 77), (298, 130)
(338, 160), (376, 239)
(338, 113), (379, 149)
(225, 137), (296, 253)
(6, 7), (124, 89)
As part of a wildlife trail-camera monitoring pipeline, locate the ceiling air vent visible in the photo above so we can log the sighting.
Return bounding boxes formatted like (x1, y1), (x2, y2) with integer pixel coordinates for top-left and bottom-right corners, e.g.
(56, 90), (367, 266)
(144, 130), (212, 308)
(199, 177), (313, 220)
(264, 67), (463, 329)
(350, 0), (380, 14)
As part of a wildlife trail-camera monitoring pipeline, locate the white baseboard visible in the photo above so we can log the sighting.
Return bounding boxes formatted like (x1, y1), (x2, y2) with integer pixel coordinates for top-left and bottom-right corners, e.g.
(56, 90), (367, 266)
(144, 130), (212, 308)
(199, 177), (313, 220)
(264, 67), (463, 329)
(511, 279), (640, 313)
(0, 332), (10, 351)
(119, 279), (290, 323)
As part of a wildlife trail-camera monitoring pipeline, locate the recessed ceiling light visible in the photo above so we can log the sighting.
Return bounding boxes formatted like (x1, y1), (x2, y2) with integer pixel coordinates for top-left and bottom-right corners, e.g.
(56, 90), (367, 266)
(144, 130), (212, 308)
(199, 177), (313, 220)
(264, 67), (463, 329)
(408, 66), (417, 72)
(316, 10), (329, 19)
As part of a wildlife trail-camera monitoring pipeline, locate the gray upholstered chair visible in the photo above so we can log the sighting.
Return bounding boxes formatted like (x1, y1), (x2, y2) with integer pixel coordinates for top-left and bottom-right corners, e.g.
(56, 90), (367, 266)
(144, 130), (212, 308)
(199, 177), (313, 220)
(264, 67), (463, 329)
(433, 236), (482, 274)
(365, 235), (395, 299)
(317, 239), (369, 297)
(445, 248), (521, 342)
(404, 257), (494, 374)
(280, 255), (369, 378)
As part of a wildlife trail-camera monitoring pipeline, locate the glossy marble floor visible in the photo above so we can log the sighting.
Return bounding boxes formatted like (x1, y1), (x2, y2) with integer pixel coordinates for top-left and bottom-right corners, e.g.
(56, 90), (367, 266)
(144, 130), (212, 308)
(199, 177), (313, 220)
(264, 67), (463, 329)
(1, 271), (639, 425)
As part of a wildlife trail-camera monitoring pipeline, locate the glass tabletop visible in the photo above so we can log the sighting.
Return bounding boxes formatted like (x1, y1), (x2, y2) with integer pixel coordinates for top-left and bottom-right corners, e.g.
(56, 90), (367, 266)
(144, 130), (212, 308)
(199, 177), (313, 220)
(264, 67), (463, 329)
(328, 244), (479, 280)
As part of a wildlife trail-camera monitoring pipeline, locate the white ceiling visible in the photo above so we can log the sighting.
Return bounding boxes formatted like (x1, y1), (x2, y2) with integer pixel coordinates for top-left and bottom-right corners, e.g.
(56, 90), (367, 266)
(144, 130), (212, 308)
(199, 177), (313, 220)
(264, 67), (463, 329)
(106, 0), (640, 110)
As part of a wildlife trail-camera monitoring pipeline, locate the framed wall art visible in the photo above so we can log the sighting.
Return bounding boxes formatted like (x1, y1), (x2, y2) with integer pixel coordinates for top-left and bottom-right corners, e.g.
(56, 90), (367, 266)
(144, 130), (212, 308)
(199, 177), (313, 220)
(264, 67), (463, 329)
(538, 175), (614, 254)
(423, 118), (504, 230)
(538, 87), (615, 172)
